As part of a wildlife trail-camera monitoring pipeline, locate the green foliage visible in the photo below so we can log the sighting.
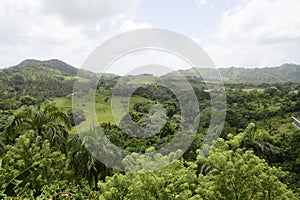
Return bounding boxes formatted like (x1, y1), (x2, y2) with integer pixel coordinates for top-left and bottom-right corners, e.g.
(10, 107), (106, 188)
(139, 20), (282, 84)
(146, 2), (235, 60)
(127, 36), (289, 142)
(168, 64), (300, 85)
(0, 65), (74, 106)
(18, 59), (78, 76)
(5, 102), (71, 153)
(196, 139), (298, 200)
(68, 109), (86, 126)
(68, 133), (111, 190)
(0, 133), (72, 198)
(20, 95), (37, 106)
(1, 59), (300, 198)
(99, 159), (198, 200)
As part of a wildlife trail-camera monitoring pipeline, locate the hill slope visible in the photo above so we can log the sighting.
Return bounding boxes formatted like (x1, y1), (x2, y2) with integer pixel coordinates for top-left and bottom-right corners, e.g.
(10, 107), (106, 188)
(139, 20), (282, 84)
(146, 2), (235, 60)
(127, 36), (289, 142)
(166, 63), (300, 84)
(1, 59), (300, 110)
(17, 59), (78, 76)
(219, 64), (300, 84)
(0, 64), (75, 109)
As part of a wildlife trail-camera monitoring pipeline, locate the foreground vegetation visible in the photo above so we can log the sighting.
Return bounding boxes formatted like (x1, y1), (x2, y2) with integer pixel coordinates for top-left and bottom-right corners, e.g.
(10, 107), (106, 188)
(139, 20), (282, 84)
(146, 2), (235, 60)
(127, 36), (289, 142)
(0, 60), (300, 199)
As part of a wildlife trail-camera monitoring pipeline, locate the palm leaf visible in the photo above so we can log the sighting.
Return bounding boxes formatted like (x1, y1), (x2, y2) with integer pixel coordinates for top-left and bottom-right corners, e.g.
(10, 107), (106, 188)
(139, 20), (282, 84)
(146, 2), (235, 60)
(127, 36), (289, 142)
(4, 163), (40, 196)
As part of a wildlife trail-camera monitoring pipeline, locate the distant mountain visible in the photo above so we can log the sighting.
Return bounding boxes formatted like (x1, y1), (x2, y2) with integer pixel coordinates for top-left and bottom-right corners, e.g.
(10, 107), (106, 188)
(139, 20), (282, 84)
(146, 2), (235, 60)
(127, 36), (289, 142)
(0, 64), (74, 108)
(0, 59), (109, 109)
(17, 59), (78, 76)
(165, 64), (300, 85)
(1, 59), (300, 102)
(219, 64), (300, 84)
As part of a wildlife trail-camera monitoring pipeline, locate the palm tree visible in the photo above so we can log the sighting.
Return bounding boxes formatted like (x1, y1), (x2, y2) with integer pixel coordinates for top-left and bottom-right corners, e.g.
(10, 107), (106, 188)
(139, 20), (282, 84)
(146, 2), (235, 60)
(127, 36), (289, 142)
(0, 135), (5, 155)
(240, 124), (277, 162)
(68, 133), (110, 191)
(4, 102), (71, 153)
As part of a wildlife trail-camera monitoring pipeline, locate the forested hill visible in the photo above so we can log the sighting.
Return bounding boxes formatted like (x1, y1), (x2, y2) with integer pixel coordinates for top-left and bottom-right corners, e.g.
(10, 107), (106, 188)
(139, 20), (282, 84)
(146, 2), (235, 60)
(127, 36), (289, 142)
(17, 59), (78, 76)
(4, 59), (300, 86)
(1, 59), (300, 198)
(1, 59), (300, 110)
(167, 63), (300, 85)
(0, 65), (74, 109)
(0, 59), (81, 110)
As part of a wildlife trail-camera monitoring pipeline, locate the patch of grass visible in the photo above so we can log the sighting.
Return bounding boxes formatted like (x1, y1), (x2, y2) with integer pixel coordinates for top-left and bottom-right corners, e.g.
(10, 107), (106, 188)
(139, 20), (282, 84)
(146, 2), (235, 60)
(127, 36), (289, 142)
(126, 75), (157, 84)
(242, 88), (265, 92)
(52, 97), (72, 111)
(62, 75), (91, 83)
(52, 92), (152, 134)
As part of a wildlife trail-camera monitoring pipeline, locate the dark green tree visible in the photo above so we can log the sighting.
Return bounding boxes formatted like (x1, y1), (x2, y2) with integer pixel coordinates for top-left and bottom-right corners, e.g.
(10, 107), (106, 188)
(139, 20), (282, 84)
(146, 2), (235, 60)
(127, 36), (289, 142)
(69, 133), (110, 191)
(5, 102), (71, 153)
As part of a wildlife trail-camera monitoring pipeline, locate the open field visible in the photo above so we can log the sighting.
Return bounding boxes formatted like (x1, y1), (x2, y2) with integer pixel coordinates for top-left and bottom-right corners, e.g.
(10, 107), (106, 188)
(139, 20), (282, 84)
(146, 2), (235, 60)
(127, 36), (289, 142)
(52, 93), (152, 133)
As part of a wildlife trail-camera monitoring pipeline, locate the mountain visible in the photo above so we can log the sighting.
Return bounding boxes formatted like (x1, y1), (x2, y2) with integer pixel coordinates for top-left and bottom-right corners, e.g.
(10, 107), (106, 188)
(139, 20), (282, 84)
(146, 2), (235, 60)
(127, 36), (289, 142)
(165, 63), (300, 85)
(1, 59), (300, 110)
(17, 59), (78, 76)
(0, 65), (74, 109)
(0, 59), (108, 110)
(219, 64), (300, 84)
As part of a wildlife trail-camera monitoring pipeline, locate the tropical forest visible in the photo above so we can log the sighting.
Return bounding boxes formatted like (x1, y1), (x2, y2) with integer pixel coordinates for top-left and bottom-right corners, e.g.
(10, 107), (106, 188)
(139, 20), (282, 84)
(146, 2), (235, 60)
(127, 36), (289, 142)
(0, 59), (300, 200)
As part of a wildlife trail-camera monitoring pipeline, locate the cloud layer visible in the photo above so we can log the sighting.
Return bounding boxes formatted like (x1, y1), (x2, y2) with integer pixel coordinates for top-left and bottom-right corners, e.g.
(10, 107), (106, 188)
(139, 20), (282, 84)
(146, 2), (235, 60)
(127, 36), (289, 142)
(0, 0), (142, 68)
(0, 0), (299, 70)
(206, 0), (300, 67)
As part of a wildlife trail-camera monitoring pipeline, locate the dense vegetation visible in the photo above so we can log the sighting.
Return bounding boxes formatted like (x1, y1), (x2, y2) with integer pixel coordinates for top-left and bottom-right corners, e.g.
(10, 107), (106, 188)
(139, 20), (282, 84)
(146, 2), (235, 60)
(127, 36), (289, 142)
(170, 63), (300, 84)
(0, 60), (300, 199)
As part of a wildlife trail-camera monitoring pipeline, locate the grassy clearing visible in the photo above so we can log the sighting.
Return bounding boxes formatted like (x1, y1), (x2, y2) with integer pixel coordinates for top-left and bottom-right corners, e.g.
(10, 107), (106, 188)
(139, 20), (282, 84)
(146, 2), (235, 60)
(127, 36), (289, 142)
(62, 75), (90, 83)
(256, 114), (297, 138)
(242, 88), (265, 92)
(52, 93), (152, 133)
(126, 75), (157, 84)
(52, 97), (72, 111)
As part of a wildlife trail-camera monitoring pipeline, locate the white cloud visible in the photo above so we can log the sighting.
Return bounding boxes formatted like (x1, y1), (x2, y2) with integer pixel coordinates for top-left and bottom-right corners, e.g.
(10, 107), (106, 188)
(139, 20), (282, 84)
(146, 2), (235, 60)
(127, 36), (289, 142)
(108, 50), (192, 76)
(195, 0), (206, 7)
(119, 20), (152, 32)
(205, 0), (300, 67)
(0, 0), (142, 68)
(41, 0), (140, 25)
(2, 0), (298, 70)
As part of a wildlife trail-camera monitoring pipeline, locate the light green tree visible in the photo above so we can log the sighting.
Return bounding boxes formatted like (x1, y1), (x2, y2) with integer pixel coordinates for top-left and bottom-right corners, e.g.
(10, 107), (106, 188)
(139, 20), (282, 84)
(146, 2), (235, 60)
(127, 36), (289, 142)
(99, 151), (199, 200)
(196, 138), (298, 200)
(0, 133), (72, 198)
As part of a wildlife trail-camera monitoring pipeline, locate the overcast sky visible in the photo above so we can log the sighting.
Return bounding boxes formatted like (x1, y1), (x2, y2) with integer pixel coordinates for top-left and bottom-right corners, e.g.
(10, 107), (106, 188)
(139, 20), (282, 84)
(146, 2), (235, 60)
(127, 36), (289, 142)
(0, 0), (300, 73)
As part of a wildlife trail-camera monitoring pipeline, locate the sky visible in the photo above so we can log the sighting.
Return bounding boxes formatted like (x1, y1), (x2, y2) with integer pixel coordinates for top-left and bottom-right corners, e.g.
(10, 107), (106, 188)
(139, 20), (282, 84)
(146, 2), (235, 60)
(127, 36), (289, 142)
(0, 0), (300, 74)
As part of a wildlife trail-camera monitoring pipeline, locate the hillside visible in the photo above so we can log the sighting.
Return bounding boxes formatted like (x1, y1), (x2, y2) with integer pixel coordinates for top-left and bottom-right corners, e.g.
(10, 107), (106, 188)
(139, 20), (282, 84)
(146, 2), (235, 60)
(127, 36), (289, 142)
(166, 63), (300, 85)
(0, 65), (75, 109)
(17, 59), (78, 76)
(1, 59), (300, 198)
(1, 59), (300, 110)
(220, 64), (300, 84)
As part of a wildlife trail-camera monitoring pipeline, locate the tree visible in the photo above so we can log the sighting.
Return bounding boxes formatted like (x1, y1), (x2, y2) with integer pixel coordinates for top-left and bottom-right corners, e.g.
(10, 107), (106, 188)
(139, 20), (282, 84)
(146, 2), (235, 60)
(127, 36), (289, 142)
(99, 155), (198, 200)
(67, 109), (86, 126)
(20, 95), (37, 106)
(69, 133), (110, 191)
(0, 133), (72, 198)
(196, 138), (298, 200)
(5, 102), (71, 153)
(281, 130), (300, 190)
(235, 123), (278, 162)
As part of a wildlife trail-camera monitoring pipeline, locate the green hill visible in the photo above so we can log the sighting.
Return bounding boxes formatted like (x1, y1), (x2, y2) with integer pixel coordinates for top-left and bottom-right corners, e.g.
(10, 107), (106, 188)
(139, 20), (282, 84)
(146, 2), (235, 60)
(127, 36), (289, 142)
(219, 64), (300, 84)
(17, 59), (78, 76)
(165, 63), (300, 85)
(0, 64), (75, 110)
(0, 59), (117, 111)
(1, 59), (300, 111)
